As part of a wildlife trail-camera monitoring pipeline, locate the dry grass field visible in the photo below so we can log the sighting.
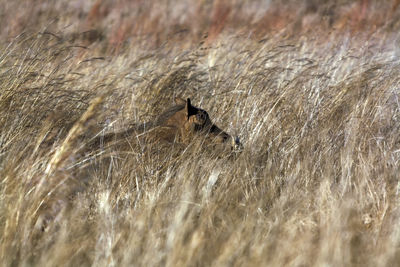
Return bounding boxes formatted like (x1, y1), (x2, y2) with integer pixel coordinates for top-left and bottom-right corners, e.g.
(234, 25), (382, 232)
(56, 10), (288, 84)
(1, 1), (400, 266)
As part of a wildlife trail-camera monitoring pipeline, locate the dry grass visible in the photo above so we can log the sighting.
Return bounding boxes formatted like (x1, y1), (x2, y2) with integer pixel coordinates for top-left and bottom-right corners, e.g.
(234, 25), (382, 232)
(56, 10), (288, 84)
(1, 1), (400, 266)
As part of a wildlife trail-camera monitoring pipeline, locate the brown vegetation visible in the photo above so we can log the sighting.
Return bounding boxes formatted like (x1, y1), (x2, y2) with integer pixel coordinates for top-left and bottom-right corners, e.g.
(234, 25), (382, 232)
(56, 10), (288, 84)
(1, 1), (400, 266)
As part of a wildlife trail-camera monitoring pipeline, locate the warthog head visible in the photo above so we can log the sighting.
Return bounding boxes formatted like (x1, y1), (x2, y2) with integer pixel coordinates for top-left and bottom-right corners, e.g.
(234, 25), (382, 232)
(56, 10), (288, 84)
(170, 97), (243, 153)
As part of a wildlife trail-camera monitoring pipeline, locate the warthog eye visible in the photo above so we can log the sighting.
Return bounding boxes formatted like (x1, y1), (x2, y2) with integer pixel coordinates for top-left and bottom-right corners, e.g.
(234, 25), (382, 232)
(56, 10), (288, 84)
(196, 111), (207, 124)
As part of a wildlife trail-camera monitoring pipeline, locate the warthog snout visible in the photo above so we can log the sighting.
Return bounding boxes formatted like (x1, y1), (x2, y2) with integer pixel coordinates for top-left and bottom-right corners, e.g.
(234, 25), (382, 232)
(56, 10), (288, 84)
(207, 126), (243, 153)
(232, 136), (243, 153)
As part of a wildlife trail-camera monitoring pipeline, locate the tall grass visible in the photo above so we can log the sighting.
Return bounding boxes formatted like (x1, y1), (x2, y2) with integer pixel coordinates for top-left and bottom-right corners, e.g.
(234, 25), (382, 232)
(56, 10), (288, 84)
(1, 1), (400, 266)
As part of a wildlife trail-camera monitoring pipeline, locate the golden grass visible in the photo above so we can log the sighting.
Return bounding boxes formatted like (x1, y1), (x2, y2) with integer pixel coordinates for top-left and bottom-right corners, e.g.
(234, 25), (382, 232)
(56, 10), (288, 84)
(1, 1), (400, 266)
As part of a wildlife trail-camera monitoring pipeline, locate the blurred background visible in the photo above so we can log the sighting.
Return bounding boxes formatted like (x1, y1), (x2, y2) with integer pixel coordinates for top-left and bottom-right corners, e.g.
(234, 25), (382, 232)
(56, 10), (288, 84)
(2, 0), (399, 52)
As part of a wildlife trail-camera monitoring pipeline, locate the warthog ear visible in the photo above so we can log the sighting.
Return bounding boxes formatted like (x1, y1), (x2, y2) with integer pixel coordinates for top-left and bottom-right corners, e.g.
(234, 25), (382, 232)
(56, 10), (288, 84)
(174, 97), (186, 106)
(185, 98), (197, 119)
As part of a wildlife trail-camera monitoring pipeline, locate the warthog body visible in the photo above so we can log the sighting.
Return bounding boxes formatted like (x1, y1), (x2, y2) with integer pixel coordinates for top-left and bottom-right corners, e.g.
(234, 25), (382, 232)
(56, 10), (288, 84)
(35, 98), (242, 232)
(92, 97), (242, 153)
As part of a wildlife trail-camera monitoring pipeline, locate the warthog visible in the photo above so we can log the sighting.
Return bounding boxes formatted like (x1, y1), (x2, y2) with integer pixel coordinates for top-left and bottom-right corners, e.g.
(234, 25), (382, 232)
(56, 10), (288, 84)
(35, 97), (242, 232)
(92, 97), (242, 153)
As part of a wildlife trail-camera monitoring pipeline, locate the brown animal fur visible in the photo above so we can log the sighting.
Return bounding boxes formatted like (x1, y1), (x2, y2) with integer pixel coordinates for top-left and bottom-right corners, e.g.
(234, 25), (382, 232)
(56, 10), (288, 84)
(90, 97), (242, 153)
